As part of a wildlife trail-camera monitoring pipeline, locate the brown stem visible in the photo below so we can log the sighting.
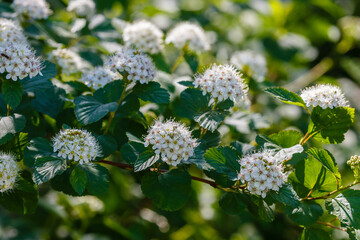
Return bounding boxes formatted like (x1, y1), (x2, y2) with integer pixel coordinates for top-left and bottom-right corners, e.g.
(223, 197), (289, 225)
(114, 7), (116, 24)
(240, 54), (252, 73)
(316, 221), (346, 232)
(99, 160), (238, 191)
(301, 181), (359, 201)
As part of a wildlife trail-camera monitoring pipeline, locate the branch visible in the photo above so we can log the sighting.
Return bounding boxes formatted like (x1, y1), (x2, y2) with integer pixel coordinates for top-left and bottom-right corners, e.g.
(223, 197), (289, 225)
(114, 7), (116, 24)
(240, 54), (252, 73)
(316, 221), (346, 232)
(301, 181), (359, 201)
(99, 160), (231, 190)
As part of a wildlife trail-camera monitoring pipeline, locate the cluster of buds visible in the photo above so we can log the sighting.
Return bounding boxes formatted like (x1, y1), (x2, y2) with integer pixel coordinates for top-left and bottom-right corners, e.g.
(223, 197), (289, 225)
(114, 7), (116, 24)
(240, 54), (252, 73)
(0, 152), (21, 193)
(52, 129), (101, 165)
(347, 155), (360, 180)
(194, 64), (248, 103)
(48, 48), (84, 75)
(144, 119), (198, 166)
(12, 0), (52, 20)
(123, 20), (164, 54)
(300, 84), (348, 109)
(165, 22), (210, 52)
(0, 43), (43, 81)
(79, 67), (121, 90)
(339, 16), (360, 41)
(105, 47), (156, 84)
(230, 50), (267, 82)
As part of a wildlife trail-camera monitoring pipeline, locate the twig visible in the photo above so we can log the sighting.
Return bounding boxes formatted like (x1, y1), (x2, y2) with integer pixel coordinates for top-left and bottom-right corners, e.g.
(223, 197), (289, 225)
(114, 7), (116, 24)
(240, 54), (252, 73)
(316, 221), (346, 232)
(301, 181), (359, 201)
(99, 160), (237, 190)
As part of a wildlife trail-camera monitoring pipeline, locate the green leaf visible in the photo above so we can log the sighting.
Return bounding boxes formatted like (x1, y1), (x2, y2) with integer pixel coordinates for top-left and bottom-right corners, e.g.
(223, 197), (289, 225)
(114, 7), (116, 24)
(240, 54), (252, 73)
(284, 202), (323, 226)
(33, 156), (67, 185)
(93, 80), (124, 103)
(184, 51), (198, 73)
(194, 110), (228, 132)
(325, 189), (360, 228)
(300, 228), (332, 240)
(295, 156), (338, 196)
(74, 95), (118, 125)
(204, 170), (236, 188)
(179, 88), (209, 118)
(32, 86), (66, 118)
(120, 142), (147, 165)
(2, 80), (23, 109)
(0, 114), (26, 145)
(141, 169), (191, 211)
(219, 192), (246, 215)
(177, 80), (194, 87)
(97, 135), (117, 157)
(269, 130), (303, 148)
(70, 166), (88, 195)
(230, 141), (255, 156)
(80, 163), (109, 196)
(51, 167), (79, 196)
(270, 183), (300, 207)
(204, 146), (239, 180)
(257, 199), (275, 223)
(20, 61), (56, 92)
(0, 171), (38, 214)
(23, 137), (54, 168)
(151, 53), (171, 73)
(133, 82), (170, 104)
(307, 148), (341, 179)
(309, 106), (355, 144)
(265, 87), (306, 108)
(134, 150), (158, 172)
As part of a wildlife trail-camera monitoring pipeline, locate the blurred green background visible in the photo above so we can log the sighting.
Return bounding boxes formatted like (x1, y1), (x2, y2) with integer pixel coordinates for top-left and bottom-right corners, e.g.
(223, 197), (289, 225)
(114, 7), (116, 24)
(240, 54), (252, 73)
(1, 0), (360, 239)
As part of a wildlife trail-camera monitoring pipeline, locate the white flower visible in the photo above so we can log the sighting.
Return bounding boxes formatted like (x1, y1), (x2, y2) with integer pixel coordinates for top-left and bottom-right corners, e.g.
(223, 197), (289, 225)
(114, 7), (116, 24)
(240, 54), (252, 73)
(300, 84), (348, 109)
(0, 42), (42, 81)
(79, 67), (121, 90)
(339, 16), (360, 41)
(52, 129), (101, 165)
(230, 50), (267, 82)
(0, 152), (20, 193)
(0, 18), (27, 44)
(144, 119), (198, 166)
(105, 47), (156, 84)
(194, 64), (248, 103)
(48, 48), (84, 75)
(165, 22), (210, 52)
(67, 0), (95, 18)
(238, 145), (303, 198)
(123, 20), (164, 54)
(12, 0), (52, 20)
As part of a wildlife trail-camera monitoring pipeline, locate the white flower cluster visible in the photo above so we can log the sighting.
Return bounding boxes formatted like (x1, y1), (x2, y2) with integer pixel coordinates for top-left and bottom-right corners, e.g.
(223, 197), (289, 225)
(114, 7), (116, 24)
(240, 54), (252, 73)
(67, 0), (95, 18)
(79, 67), (121, 90)
(48, 48), (84, 75)
(0, 152), (20, 193)
(105, 48), (156, 84)
(0, 18), (27, 44)
(52, 129), (101, 165)
(165, 22), (210, 52)
(12, 0), (52, 20)
(347, 155), (360, 179)
(238, 145), (303, 198)
(144, 119), (198, 166)
(194, 64), (248, 103)
(230, 50), (267, 82)
(0, 43), (43, 81)
(123, 20), (164, 54)
(300, 84), (348, 109)
(339, 16), (360, 41)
